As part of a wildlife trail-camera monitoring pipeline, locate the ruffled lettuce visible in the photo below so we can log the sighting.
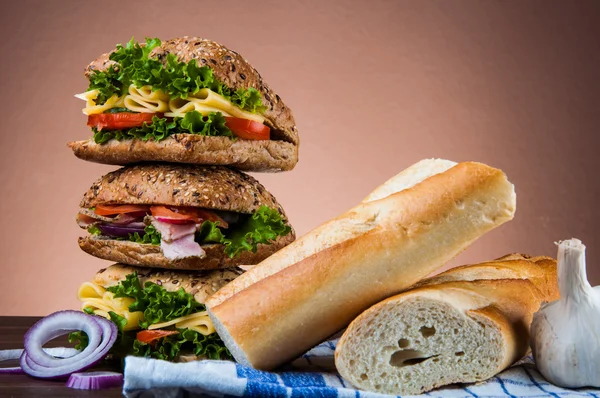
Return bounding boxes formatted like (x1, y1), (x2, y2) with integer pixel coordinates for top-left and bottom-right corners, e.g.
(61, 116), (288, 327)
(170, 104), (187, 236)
(128, 225), (161, 246)
(106, 273), (203, 329)
(93, 111), (233, 144)
(222, 206), (292, 258)
(195, 206), (291, 258)
(87, 37), (265, 114)
(130, 329), (231, 361)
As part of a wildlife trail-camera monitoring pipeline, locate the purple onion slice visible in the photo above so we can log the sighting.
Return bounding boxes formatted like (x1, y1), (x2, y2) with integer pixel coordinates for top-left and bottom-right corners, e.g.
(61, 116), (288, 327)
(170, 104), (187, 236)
(66, 371), (123, 390)
(0, 347), (80, 374)
(98, 224), (146, 238)
(19, 311), (117, 379)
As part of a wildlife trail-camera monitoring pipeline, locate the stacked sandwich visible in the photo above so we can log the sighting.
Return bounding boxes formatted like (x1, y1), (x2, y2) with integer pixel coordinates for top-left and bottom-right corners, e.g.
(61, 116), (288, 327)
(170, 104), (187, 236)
(68, 37), (298, 362)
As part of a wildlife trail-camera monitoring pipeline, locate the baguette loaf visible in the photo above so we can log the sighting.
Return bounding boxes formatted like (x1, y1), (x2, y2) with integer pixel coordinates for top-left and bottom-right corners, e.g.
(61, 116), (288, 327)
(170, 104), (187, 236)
(206, 159), (516, 370)
(334, 256), (558, 395)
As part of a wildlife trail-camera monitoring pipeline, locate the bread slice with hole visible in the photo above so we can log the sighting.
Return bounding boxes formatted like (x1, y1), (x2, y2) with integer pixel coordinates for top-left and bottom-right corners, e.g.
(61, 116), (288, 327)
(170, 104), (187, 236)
(207, 159), (516, 370)
(335, 256), (558, 396)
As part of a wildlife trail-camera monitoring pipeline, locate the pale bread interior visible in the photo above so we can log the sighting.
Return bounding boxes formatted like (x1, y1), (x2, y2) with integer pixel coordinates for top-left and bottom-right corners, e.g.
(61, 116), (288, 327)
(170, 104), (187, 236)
(335, 294), (506, 395)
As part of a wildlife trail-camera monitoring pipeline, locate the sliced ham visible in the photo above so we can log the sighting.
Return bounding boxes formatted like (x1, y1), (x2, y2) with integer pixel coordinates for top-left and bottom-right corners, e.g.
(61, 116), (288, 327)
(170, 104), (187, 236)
(160, 233), (206, 260)
(77, 213), (99, 229)
(151, 218), (205, 260)
(151, 219), (198, 242)
(77, 208), (145, 226)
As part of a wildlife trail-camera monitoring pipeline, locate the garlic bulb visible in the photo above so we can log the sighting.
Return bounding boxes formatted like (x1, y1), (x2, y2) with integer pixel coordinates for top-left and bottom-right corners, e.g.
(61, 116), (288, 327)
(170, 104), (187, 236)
(531, 238), (600, 388)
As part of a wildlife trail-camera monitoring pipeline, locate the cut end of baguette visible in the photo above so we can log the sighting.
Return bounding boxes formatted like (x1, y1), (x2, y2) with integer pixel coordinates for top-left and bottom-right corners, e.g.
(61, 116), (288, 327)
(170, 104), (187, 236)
(207, 308), (251, 366)
(335, 295), (510, 395)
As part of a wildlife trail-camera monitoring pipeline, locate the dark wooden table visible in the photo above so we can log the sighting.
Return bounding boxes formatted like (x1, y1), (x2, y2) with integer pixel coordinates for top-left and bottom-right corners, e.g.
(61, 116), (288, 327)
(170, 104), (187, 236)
(0, 317), (123, 397)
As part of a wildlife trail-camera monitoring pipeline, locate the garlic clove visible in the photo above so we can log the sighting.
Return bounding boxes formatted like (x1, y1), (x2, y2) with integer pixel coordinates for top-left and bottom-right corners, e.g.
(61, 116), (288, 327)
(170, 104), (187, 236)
(531, 238), (600, 388)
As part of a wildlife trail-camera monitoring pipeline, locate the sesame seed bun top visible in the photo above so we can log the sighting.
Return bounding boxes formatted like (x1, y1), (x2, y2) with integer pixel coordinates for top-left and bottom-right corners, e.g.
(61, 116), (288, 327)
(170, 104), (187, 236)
(79, 163), (288, 218)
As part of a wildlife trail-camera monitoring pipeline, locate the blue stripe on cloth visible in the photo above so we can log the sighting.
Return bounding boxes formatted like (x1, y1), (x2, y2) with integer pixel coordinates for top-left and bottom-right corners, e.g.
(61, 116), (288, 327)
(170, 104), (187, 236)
(244, 381), (289, 397)
(333, 373), (347, 388)
(495, 375), (517, 398)
(523, 367), (560, 398)
(463, 386), (478, 397)
(236, 363), (279, 384)
(280, 371), (327, 387)
(290, 387), (340, 398)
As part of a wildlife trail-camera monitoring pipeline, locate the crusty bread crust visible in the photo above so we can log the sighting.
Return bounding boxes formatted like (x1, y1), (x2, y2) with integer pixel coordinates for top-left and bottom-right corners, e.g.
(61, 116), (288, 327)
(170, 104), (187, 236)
(207, 160), (517, 370)
(84, 36), (298, 146)
(93, 263), (244, 304)
(79, 231), (295, 270)
(79, 164), (288, 218)
(68, 135), (298, 171)
(414, 254), (559, 303)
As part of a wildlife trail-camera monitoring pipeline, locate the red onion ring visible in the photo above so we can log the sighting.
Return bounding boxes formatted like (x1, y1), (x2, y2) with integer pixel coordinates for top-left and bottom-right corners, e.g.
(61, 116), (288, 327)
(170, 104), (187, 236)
(66, 371), (123, 390)
(19, 311), (117, 379)
(0, 347), (80, 374)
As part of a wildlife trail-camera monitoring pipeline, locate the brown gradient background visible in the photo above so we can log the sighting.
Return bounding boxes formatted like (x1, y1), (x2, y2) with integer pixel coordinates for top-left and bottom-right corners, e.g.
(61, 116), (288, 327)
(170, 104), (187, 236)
(0, 1), (598, 316)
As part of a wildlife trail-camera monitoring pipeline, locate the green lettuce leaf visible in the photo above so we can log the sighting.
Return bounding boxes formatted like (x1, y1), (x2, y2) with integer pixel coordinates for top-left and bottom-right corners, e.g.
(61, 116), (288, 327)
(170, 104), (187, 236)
(222, 206), (292, 258)
(195, 207), (291, 259)
(87, 225), (102, 235)
(106, 272), (204, 329)
(68, 331), (89, 351)
(196, 220), (227, 243)
(92, 111), (234, 144)
(104, 107), (134, 114)
(128, 225), (161, 246)
(131, 329), (231, 361)
(87, 37), (265, 114)
(108, 311), (127, 332)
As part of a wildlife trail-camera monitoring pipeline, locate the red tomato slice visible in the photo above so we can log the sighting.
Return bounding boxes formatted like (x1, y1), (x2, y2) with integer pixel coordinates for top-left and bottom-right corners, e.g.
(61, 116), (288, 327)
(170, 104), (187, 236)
(150, 206), (229, 228)
(225, 117), (270, 140)
(196, 209), (229, 228)
(87, 112), (158, 130)
(95, 204), (151, 216)
(136, 330), (179, 345)
(150, 206), (200, 222)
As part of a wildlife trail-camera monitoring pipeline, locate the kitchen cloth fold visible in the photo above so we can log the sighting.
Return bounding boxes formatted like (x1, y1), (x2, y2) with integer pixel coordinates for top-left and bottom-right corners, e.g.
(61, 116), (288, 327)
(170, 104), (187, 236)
(123, 339), (600, 398)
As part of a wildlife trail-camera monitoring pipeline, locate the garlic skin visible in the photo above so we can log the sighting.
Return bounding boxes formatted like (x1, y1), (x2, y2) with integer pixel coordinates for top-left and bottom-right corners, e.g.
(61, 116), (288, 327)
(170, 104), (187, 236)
(531, 238), (600, 388)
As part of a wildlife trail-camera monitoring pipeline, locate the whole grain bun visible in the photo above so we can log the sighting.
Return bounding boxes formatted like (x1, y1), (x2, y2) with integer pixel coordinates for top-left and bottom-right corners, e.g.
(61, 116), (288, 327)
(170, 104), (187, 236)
(79, 231), (295, 270)
(93, 263), (245, 304)
(68, 135), (297, 172)
(79, 163), (288, 218)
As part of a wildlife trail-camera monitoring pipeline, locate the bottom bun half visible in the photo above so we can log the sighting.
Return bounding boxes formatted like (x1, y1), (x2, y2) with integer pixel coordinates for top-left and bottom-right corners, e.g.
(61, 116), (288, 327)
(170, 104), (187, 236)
(79, 232), (295, 270)
(68, 135), (298, 172)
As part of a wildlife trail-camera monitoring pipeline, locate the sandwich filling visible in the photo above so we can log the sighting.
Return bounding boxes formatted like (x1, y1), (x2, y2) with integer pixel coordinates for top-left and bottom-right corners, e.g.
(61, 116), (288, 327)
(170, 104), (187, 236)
(76, 38), (271, 143)
(71, 272), (229, 361)
(78, 204), (291, 260)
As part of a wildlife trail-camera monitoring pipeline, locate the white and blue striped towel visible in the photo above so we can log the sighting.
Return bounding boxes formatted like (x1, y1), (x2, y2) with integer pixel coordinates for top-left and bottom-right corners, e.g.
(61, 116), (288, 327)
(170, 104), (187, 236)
(123, 339), (600, 397)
